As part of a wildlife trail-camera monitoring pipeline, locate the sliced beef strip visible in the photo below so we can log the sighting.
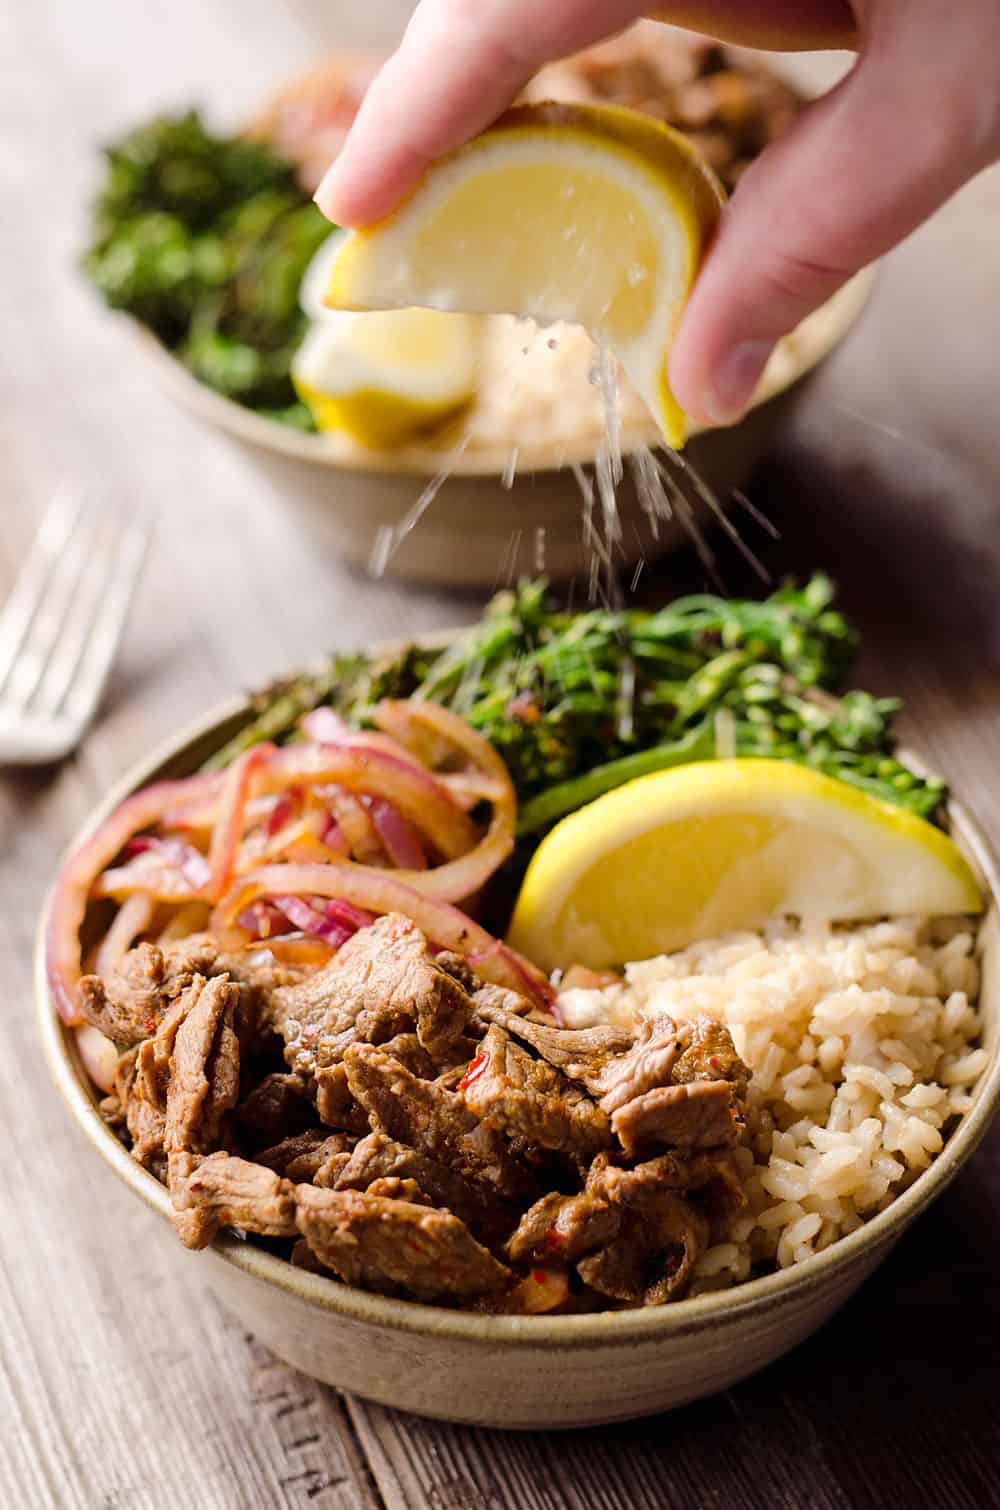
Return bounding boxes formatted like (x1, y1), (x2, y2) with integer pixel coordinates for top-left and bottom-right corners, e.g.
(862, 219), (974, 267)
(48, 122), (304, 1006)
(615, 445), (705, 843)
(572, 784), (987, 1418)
(671, 1017), (751, 1089)
(314, 1063), (371, 1132)
(115, 989), (199, 1170)
(460, 1024), (612, 1159)
(310, 1024), (468, 1130)
(295, 1185), (512, 1302)
(332, 1131), (489, 1226)
(505, 1190), (620, 1266)
(79, 934), (295, 1048)
(364, 1177), (431, 1204)
(612, 1079), (744, 1157)
(575, 1191), (708, 1307)
(471, 1004), (634, 1090)
(343, 1043), (538, 1203)
(480, 1006), (749, 1154)
(273, 915), (474, 1090)
(164, 975), (241, 1157)
(256, 1130), (356, 1182)
(595, 1016), (685, 1111)
(314, 1150), (354, 1188)
(169, 1151), (297, 1250)
(237, 1071), (315, 1150)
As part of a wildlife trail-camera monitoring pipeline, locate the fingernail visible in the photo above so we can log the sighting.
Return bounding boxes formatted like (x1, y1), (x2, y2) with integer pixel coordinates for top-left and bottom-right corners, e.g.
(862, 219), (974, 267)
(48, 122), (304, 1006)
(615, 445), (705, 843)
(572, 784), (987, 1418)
(314, 162), (343, 221)
(707, 340), (774, 424)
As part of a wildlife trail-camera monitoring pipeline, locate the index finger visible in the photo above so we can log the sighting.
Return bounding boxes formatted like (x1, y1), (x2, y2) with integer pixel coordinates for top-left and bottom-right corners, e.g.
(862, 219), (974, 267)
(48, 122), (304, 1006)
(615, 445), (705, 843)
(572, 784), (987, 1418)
(315, 0), (857, 226)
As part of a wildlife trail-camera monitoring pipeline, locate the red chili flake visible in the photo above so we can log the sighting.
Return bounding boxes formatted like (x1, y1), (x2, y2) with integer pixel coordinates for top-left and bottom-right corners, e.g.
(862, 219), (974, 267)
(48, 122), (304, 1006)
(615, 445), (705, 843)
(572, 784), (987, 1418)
(457, 1051), (490, 1093)
(709, 1055), (721, 1070)
(532, 1270), (548, 1285)
(143, 1015), (157, 1036)
(543, 1228), (566, 1253)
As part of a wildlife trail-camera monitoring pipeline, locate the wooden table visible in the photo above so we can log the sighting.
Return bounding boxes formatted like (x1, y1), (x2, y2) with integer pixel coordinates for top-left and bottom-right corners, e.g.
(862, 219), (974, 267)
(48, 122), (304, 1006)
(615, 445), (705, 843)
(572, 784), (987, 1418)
(3, 3), (998, 1506)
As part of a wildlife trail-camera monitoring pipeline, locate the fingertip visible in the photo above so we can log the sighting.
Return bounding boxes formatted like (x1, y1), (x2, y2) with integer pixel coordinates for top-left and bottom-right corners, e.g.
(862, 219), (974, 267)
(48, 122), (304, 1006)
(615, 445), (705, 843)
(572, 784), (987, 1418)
(313, 165), (346, 225)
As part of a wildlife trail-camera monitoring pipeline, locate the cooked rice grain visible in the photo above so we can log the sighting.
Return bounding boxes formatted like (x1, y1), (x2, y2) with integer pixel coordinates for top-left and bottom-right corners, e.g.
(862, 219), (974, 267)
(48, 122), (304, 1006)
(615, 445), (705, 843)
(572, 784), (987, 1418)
(557, 916), (985, 1288)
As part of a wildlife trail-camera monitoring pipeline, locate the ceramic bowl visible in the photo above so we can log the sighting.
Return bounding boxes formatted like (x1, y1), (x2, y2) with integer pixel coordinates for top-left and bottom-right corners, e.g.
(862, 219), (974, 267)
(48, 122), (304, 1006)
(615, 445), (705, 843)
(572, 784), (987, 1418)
(125, 45), (875, 588)
(36, 700), (1000, 1428)
(132, 272), (873, 589)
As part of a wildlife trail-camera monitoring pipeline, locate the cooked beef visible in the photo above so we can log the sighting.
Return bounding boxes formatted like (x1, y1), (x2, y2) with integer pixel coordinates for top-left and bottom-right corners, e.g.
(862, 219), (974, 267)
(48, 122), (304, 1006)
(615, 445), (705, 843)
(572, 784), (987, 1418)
(505, 1190), (620, 1266)
(295, 1185), (512, 1302)
(314, 1063), (371, 1131)
(472, 1004), (634, 1089)
(273, 916), (474, 1090)
(460, 1025), (612, 1159)
(169, 1151), (297, 1249)
(433, 951), (480, 992)
(671, 1017), (751, 1090)
(468, 982), (535, 1020)
(593, 1015), (685, 1110)
(256, 1130), (355, 1183)
(344, 1043), (537, 1202)
(116, 986), (211, 1170)
(612, 1079), (744, 1156)
(332, 1131), (489, 1225)
(93, 907), (752, 1313)
(164, 975), (241, 1157)
(79, 934), (294, 1048)
(576, 1190), (708, 1306)
(574, 1155), (711, 1304)
(365, 1177), (431, 1204)
(478, 1006), (748, 1157)
(237, 1072), (314, 1150)
(79, 940), (195, 1046)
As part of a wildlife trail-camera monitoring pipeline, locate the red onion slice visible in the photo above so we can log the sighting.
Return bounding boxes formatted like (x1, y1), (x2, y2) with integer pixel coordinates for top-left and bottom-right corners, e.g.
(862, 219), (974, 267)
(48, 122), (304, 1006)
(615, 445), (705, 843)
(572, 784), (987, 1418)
(45, 773), (222, 1024)
(368, 797), (428, 870)
(213, 861), (552, 1008)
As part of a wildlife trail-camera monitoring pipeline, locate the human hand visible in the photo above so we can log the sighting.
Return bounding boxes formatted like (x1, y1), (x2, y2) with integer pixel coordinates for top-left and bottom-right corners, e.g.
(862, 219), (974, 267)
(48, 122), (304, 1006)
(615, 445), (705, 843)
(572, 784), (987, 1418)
(315, 2), (1000, 427)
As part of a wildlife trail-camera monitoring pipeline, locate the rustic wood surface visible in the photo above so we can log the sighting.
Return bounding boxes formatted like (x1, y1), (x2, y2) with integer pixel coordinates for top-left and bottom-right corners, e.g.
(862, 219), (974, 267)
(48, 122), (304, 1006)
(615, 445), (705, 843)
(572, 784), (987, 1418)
(2, 2), (998, 1507)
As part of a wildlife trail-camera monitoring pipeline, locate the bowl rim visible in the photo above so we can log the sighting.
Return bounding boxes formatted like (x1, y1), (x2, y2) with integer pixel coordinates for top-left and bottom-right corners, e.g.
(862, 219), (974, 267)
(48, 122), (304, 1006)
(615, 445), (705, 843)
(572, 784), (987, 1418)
(36, 684), (1000, 1349)
(130, 269), (877, 480)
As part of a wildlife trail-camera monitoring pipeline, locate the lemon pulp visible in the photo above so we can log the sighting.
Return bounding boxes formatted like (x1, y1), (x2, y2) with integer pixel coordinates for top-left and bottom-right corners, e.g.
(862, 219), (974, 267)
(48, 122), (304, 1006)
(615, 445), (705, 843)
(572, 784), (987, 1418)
(325, 103), (725, 449)
(507, 760), (982, 972)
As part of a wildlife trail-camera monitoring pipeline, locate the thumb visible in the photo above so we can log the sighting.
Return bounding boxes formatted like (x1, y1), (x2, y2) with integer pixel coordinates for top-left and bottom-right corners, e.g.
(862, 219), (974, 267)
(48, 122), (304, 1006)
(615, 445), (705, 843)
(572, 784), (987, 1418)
(668, 17), (1000, 426)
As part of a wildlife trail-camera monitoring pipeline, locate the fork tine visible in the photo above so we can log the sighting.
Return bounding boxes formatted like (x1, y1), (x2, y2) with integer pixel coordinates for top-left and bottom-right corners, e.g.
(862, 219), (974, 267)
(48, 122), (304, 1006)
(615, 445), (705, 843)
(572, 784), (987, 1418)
(31, 517), (120, 718)
(62, 513), (152, 728)
(1, 506), (102, 712)
(0, 491), (83, 693)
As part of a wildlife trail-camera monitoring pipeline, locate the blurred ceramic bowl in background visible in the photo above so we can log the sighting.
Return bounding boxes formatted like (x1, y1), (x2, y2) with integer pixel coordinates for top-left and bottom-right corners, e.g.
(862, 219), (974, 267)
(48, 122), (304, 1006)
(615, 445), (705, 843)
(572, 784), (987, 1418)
(128, 34), (873, 586)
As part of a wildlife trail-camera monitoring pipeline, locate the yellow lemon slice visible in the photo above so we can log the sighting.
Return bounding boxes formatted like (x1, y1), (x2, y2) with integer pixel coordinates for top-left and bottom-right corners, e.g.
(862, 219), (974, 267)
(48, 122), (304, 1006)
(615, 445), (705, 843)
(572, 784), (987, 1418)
(507, 760), (983, 972)
(292, 307), (480, 449)
(324, 103), (726, 449)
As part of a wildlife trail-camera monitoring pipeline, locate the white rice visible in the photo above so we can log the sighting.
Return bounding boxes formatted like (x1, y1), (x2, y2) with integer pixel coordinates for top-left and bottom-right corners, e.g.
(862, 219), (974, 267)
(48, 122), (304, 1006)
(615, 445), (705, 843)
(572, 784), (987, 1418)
(557, 916), (987, 1289)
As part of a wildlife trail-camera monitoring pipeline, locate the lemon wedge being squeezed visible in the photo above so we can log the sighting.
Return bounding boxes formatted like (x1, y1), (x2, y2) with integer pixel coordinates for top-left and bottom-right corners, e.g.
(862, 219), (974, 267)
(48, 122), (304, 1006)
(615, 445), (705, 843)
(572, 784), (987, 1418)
(325, 103), (726, 449)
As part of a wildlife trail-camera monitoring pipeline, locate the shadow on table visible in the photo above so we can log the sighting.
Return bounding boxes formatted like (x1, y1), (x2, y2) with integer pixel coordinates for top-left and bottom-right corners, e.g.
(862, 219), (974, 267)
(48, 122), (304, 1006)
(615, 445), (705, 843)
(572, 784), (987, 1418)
(596, 1152), (1000, 1510)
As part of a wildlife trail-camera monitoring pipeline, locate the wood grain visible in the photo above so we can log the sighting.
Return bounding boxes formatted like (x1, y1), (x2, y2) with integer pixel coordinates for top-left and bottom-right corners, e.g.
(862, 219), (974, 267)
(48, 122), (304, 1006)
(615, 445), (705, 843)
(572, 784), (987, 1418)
(2, 2), (998, 1508)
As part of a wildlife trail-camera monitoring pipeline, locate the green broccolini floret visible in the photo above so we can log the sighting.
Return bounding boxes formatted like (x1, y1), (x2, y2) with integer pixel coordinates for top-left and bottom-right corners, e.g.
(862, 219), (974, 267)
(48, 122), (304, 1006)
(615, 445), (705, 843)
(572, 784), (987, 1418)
(84, 110), (329, 422)
(206, 575), (946, 856)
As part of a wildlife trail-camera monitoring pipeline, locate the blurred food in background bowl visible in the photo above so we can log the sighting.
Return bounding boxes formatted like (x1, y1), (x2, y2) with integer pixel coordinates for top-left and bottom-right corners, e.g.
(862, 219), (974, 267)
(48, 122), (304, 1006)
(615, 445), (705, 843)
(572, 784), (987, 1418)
(85, 26), (873, 585)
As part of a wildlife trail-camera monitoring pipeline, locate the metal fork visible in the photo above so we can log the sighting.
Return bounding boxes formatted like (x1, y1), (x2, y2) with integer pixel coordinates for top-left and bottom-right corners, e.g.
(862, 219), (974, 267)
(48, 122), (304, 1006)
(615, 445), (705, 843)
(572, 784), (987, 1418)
(0, 493), (152, 764)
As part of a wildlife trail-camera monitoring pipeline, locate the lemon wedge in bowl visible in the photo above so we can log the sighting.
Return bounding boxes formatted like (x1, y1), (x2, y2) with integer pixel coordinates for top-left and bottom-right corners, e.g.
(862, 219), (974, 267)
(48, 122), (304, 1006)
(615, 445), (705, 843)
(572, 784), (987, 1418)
(291, 307), (481, 448)
(507, 760), (983, 972)
(324, 103), (725, 450)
